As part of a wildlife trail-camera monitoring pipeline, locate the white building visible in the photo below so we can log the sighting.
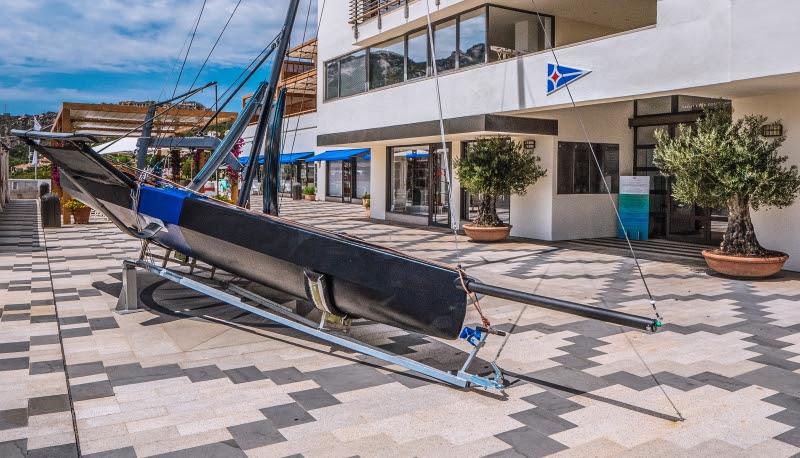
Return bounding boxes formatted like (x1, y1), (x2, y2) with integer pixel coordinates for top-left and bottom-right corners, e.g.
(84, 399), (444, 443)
(312, 0), (800, 270)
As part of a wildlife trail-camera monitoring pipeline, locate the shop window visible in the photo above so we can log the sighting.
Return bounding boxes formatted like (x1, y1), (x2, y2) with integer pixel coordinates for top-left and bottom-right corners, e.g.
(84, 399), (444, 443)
(434, 19), (457, 73)
(355, 157), (371, 199)
(406, 29), (428, 80)
(327, 161), (343, 197)
(459, 9), (486, 68)
(339, 51), (366, 97)
(369, 37), (404, 89)
(390, 146), (431, 216)
(460, 140), (510, 223)
(487, 6), (551, 62)
(557, 142), (619, 194)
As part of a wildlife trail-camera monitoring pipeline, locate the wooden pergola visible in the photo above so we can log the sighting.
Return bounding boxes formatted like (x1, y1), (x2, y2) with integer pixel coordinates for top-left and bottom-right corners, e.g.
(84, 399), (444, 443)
(51, 102), (238, 136)
(277, 38), (317, 117)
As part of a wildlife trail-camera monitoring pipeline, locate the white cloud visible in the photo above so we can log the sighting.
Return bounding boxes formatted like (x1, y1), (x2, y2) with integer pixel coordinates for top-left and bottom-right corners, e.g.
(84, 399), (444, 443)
(0, 0), (317, 76)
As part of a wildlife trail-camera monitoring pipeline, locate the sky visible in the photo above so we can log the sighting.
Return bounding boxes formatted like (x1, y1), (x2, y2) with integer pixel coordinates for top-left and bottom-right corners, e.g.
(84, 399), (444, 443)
(0, 0), (317, 115)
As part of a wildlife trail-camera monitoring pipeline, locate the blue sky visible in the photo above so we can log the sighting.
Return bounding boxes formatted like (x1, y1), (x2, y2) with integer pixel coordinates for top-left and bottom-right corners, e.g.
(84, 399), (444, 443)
(0, 0), (317, 115)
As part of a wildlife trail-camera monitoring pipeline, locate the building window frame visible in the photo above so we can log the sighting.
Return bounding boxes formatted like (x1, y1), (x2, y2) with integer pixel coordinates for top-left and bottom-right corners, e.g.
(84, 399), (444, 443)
(323, 4), (552, 102)
(556, 141), (620, 195)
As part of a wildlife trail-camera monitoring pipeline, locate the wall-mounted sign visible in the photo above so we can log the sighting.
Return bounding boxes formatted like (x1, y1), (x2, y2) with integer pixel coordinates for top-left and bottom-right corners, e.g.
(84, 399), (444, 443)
(547, 64), (591, 95)
(618, 176), (650, 241)
(523, 140), (536, 150)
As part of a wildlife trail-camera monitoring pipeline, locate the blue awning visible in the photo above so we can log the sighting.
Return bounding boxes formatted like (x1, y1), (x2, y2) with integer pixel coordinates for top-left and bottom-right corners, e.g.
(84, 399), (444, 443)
(305, 148), (370, 162)
(238, 152), (314, 166)
(279, 152), (314, 164)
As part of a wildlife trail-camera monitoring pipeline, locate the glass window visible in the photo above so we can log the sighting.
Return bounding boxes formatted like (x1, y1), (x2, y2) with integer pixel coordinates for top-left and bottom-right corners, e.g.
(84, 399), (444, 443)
(434, 19), (457, 73)
(280, 164), (295, 193)
(325, 61), (338, 100)
(369, 37), (405, 89)
(390, 145), (430, 215)
(355, 156), (371, 199)
(338, 51), (366, 97)
(636, 96), (672, 116)
(327, 161), (343, 197)
(303, 162), (316, 186)
(460, 141), (510, 223)
(406, 29), (428, 80)
(459, 9), (486, 68)
(636, 125), (668, 145)
(488, 6), (550, 62)
(557, 142), (619, 194)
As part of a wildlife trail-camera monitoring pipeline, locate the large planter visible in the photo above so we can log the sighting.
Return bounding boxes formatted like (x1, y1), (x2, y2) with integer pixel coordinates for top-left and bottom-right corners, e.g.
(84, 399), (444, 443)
(304, 194), (316, 201)
(702, 249), (788, 278)
(463, 224), (511, 242)
(72, 207), (91, 224)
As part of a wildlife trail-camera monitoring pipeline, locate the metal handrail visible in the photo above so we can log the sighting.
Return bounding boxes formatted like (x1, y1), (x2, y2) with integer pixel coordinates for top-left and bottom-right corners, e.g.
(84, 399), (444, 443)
(349, 0), (410, 25)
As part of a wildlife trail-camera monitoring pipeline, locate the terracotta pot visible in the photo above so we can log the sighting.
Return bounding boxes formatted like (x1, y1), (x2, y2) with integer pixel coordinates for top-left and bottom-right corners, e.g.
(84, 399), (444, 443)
(72, 207), (91, 224)
(463, 224), (511, 242)
(702, 249), (789, 278)
(304, 194), (316, 201)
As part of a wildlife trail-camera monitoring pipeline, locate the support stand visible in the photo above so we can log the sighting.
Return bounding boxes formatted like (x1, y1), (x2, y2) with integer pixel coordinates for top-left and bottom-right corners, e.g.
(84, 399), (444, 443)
(116, 260), (143, 314)
(116, 259), (507, 392)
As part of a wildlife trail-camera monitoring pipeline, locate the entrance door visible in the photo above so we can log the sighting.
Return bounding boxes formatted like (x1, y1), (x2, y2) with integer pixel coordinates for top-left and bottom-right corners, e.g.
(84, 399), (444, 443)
(341, 159), (353, 203)
(429, 147), (451, 227)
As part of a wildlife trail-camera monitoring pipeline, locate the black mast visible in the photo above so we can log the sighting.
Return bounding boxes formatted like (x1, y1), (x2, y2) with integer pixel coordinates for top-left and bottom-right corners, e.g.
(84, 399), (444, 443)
(262, 88), (287, 214)
(237, 0), (300, 208)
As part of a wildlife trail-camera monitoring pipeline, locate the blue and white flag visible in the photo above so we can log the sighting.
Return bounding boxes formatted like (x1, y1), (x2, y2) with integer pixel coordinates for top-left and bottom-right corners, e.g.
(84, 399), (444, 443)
(547, 63), (591, 95)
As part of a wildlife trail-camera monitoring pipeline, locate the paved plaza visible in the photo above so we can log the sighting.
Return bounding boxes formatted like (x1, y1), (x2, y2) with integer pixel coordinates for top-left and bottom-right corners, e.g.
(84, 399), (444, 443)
(2, 198), (800, 457)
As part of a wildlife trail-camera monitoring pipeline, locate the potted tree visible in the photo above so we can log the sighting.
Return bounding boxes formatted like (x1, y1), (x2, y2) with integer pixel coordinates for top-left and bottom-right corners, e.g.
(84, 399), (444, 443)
(362, 192), (371, 217)
(456, 137), (547, 242)
(303, 185), (316, 201)
(65, 198), (91, 224)
(654, 105), (800, 278)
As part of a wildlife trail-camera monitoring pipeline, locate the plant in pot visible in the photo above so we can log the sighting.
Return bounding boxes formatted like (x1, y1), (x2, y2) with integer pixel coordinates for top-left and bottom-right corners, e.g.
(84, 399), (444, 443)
(65, 198), (91, 224)
(456, 136), (547, 242)
(303, 185), (316, 201)
(654, 105), (800, 278)
(362, 192), (371, 217)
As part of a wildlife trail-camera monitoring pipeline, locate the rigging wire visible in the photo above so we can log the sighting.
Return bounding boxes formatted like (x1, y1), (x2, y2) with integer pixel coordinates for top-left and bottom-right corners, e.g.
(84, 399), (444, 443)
(172, 0), (208, 98)
(280, 0), (323, 211)
(527, 0), (680, 420)
(187, 0), (246, 92)
(422, 0), (465, 270)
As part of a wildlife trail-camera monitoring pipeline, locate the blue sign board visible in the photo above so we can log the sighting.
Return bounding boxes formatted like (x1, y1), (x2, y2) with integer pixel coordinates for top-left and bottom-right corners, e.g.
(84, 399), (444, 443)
(618, 176), (650, 240)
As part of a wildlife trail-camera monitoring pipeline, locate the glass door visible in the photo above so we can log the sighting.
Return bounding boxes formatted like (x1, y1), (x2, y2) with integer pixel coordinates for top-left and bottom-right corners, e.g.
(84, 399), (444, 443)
(341, 159), (353, 203)
(429, 146), (451, 227)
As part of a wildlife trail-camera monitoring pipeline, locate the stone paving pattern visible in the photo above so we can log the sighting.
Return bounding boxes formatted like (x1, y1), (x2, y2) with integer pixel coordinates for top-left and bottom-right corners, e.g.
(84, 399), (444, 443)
(2, 198), (800, 456)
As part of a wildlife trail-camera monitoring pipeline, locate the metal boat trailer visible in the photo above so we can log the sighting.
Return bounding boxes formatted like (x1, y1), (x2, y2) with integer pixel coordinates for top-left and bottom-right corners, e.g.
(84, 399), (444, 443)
(116, 257), (508, 392)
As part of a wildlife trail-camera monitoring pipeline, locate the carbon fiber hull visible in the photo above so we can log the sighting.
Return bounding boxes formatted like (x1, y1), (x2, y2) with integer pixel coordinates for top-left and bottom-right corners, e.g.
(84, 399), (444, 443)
(32, 141), (468, 339)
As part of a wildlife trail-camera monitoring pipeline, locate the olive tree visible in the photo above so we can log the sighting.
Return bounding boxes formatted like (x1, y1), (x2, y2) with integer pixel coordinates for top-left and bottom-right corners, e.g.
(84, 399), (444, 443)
(654, 105), (800, 256)
(456, 137), (547, 227)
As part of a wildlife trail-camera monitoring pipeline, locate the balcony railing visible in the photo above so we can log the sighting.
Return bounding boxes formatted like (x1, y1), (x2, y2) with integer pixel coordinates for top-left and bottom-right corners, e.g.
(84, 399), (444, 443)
(349, 0), (414, 34)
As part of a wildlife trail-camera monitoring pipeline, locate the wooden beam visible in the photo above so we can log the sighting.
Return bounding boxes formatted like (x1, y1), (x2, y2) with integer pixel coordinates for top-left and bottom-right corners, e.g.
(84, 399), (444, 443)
(62, 102), (237, 120)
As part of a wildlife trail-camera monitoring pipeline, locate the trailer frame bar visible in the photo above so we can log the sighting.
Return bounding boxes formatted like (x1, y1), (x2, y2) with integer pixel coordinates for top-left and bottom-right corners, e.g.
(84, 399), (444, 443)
(117, 259), (506, 392)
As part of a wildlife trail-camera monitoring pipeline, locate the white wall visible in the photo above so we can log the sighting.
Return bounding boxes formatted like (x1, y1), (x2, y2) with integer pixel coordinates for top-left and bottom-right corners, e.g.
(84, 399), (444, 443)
(239, 112), (318, 159)
(733, 91), (800, 271)
(317, 0), (800, 137)
(369, 146), (388, 219)
(511, 135), (554, 239)
(548, 101), (634, 240)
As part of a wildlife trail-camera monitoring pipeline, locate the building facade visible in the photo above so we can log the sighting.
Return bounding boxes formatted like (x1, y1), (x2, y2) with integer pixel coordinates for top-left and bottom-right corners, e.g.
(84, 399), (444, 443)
(313, 0), (800, 270)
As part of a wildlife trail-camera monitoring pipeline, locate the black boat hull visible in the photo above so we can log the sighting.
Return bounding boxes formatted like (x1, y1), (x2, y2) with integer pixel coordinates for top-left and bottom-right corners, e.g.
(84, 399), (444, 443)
(29, 140), (468, 339)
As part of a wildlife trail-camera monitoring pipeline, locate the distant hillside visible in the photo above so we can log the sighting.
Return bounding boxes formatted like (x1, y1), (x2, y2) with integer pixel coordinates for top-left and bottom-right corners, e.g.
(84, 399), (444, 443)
(0, 112), (57, 166)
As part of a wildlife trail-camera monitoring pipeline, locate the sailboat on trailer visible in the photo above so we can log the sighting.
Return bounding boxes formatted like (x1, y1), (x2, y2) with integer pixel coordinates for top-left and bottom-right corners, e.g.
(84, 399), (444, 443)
(13, 0), (660, 345)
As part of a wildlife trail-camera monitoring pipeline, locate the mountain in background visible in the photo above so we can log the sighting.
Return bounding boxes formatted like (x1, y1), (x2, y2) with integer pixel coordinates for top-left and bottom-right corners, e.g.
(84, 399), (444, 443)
(1, 111), (58, 166)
